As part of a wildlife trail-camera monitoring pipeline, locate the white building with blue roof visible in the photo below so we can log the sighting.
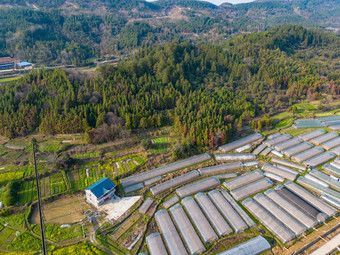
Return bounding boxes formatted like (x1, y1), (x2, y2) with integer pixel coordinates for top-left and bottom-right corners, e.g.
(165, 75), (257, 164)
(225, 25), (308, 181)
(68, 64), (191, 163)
(85, 178), (116, 207)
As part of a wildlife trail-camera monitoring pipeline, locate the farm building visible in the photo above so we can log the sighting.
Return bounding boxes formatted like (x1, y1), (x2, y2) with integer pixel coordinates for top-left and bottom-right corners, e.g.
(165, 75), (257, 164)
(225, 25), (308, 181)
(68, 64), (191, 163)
(0, 57), (19, 70)
(16, 61), (33, 70)
(85, 178), (116, 207)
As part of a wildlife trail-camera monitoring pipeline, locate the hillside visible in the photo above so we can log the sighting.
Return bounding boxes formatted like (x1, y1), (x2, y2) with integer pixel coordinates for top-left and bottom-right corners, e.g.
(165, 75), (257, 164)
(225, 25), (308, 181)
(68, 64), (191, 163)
(0, 25), (339, 148)
(0, 0), (338, 66)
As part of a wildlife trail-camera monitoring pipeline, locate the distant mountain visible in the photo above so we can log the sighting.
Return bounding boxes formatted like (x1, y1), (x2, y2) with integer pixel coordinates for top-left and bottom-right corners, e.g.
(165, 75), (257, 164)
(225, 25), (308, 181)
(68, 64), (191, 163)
(0, 0), (338, 65)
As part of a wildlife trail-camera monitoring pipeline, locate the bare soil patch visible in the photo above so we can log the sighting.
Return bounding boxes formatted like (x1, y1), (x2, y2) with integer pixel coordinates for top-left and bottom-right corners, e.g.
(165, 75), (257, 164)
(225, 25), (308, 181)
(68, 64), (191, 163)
(30, 195), (91, 224)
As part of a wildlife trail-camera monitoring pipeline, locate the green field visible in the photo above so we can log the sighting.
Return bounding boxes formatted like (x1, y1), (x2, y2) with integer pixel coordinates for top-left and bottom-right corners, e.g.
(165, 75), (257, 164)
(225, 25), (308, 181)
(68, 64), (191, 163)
(7, 232), (42, 251)
(149, 146), (169, 153)
(32, 223), (83, 242)
(152, 137), (169, 144)
(0, 77), (22, 83)
(75, 152), (100, 159)
(50, 174), (67, 195)
(275, 118), (293, 129)
(69, 166), (105, 191)
(0, 228), (16, 249)
(0, 213), (25, 230)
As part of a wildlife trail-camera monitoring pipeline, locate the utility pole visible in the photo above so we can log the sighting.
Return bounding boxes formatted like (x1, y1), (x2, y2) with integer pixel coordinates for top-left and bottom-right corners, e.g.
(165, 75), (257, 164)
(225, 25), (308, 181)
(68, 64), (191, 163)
(32, 138), (47, 255)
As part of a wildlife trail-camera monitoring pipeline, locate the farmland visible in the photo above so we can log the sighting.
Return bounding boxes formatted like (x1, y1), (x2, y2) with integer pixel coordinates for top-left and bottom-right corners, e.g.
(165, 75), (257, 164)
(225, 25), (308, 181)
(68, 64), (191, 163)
(0, 99), (339, 254)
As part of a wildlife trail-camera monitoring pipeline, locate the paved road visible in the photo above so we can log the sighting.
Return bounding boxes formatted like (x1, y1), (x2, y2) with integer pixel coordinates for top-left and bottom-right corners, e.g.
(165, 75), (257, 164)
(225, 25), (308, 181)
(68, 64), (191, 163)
(311, 233), (340, 255)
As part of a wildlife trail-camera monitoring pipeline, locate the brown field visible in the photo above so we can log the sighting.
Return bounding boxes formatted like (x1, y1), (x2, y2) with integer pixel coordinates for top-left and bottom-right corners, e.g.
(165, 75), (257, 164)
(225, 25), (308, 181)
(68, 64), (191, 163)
(30, 195), (91, 224)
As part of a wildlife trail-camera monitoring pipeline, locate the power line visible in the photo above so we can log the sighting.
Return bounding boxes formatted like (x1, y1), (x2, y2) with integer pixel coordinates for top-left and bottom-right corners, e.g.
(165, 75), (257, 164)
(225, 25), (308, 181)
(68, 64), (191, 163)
(32, 138), (47, 255)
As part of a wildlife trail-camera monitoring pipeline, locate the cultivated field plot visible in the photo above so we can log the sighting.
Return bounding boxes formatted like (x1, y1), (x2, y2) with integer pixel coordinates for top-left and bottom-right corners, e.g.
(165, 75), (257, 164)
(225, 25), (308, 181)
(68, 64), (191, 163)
(39, 141), (60, 152)
(69, 166), (105, 191)
(74, 152), (100, 159)
(0, 212), (25, 229)
(30, 195), (91, 224)
(18, 173), (67, 205)
(152, 137), (169, 144)
(0, 165), (33, 183)
(4, 140), (28, 150)
(32, 223), (83, 242)
(0, 228), (16, 250)
(100, 154), (147, 177)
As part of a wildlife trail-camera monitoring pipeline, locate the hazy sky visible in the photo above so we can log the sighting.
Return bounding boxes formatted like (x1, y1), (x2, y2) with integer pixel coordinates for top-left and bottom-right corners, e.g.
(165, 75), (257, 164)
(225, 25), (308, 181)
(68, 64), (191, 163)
(146, 0), (255, 5)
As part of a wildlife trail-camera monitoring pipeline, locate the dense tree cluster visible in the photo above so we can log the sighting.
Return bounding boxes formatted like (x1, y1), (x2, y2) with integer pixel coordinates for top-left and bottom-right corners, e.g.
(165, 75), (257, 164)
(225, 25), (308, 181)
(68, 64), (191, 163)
(0, 26), (338, 147)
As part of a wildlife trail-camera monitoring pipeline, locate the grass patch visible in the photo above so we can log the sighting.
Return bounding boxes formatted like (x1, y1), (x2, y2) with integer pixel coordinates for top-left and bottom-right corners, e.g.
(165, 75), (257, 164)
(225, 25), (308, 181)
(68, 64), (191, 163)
(0, 213), (25, 229)
(32, 223), (83, 242)
(50, 241), (107, 255)
(7, 232), (42, 251)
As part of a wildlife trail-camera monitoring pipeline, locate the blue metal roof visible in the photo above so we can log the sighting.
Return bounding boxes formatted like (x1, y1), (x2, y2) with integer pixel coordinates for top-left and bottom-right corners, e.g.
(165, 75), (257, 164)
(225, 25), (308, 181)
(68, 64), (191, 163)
(0, 64), (14, 68)
(85, 178), (116, 198)
(17, 61), (32, 67)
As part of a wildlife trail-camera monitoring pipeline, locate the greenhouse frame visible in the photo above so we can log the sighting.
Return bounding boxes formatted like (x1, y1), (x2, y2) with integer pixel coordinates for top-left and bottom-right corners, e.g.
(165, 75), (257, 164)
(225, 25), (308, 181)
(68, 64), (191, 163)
(274, 164), (299, 175)
(254, 193), (306, 236)
(298, 129), (326, 141)
(139, 197), (154, 214)
(262, 163), (297, 181)
(230, 178), (273, 201)
(215, 173), (238, 179)
(146, 232), (169, 255)
(264, 134), (292, 147)
(322, 164), (340, 177)
(176, 177), (220, 198)
(121, 153), (211, 187)
(285, 181), (337, 217)
(182, 196), (218, 243)
(194, 192), (233, 237)
(124, 182), (144, 193)
(268, 132), (282, 139)
(310, 132), (338, 145)
(198, 162), (243, 176)
(208, 190), (248, 233)
(321, 137), (340, 150)
(218, 133), (263, 152)
(276, 186), (325, 222)
(309, 169), (340, 192)
(144, 176), (162, 186)
(261, 147), (272, 156)
(271, 158), (305, 171)
(291, 147), (324, 163)
(282, 142), (313, 157)
(264, 172), (284, 182)
(242, 198), (295, 243)
(170, 204), (206, 255)
(224, 170), (263, 190)
(321, 195), (340, 209)
(221, 190), (256, 228)
(303, 152), (336, 167)
(252, 144), (266, 155)
(150, 170), (200, 196)
(163, 195), (180, 209)
(215, 153), (256, 161)
(264, 189), (316, 229)
(216, 236), (271, 255)
(296, 176), (340, 201)
(154, 209), (188, 255)
(273, 137), (302, 152)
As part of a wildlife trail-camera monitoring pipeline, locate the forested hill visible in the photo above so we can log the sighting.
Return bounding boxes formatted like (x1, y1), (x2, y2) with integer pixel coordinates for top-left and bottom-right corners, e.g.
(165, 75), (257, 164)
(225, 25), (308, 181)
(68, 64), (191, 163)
(0, 0), (339, 66)
(0, 26), (339, 147)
